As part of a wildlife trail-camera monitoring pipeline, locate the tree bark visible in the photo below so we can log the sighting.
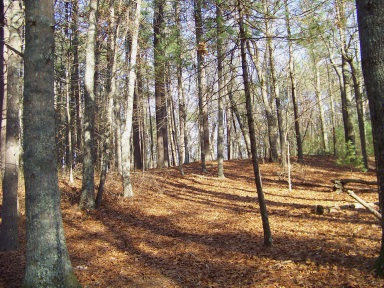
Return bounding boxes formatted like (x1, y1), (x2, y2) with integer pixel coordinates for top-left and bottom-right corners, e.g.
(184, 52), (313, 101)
(216, 0), (225, 178)
(80, 0), (99, 210)
(154, 0), (169, 168)
(175, 0), (186, 170)
(121, 0), (141, 197)
(248, 40), (279, 162)
(347, 57), (368, 170)
(0, 0), (5, 150)
(264, 0), (286, 166)
(194, 0), (209, 172)
(284, 0), (303, 163)
(335, 0), (356, 149)
(356, 0), (384, 276)
(238, 0), (272, 247)
(0, 0), (22, 251)
(22, 1), (81, 286)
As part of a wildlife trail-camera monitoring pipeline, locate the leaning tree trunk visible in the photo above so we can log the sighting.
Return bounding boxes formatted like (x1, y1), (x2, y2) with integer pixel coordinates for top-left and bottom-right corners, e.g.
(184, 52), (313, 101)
(238, 0), (272, 247)
(22, 0), (81, 286)
(80, 0), (99, 210)
(0, 0), (22, 251)
(356, 0), (384, 276)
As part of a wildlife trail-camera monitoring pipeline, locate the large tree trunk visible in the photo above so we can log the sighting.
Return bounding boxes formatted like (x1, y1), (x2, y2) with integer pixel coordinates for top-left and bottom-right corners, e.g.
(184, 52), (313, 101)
(0, 0), (5, 150)
(216, 0), (225, 178)
(154, 0), (169, 168)
(80, 0), (99, 210)
(356, 0), (384, 276)
(237, 0), (272, 247)
(96, 0), (119, 208)
(0, 0), (22, 251)
(121, 0), (141, 197)
(194, 0), (210, 172)
(22, 1), (81, 286)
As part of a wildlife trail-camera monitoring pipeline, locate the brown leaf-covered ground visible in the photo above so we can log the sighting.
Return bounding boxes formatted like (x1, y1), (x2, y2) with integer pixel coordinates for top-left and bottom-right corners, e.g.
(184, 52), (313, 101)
(1, 156), (384, 287)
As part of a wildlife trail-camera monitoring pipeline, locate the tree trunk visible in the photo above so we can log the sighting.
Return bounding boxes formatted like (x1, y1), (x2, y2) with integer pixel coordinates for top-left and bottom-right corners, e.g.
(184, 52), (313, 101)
(121, 0), (141, 197)
(133, 81), (143, 170)
(326, 61), (337, 156)
(216, 0), (225, 178)
(312, 56), (327, 153)
(227, 61), (251, 158)
(80, 0), (99, 210)
(0, 0), (5, 151)
(248, 40), (279, 162)
(175, 0), (186, 170)
(70, 0), (82, 156)
(96, 0), (119, 208)
(0, 0), (22, 251)
(154, 0), (169, 168)
(22, 1), (81, 286)
(264, 1), (286, 166)
(356, 0), (384, 275)
(284, 0), (303, 163)
(194, 0), (209, 172)
(335, 0), (356, 148)
(238, 0), (272, 247)
(347, 57), (368, 170)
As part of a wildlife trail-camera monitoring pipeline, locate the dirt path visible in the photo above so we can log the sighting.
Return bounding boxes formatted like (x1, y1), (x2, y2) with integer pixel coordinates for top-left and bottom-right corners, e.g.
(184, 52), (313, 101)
(1, 156), (384, 287)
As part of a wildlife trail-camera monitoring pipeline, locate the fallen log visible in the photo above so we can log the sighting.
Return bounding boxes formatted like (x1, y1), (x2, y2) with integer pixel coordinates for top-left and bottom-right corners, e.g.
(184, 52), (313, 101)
(314, 202), (379, 215)
(331, 179), (377, 193)
(346, 190), (382, 220)
(314, 205), (341, 215)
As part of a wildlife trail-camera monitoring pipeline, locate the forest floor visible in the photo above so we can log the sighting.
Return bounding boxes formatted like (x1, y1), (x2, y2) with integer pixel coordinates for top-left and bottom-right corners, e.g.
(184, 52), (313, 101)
(1, 156), (384, 287)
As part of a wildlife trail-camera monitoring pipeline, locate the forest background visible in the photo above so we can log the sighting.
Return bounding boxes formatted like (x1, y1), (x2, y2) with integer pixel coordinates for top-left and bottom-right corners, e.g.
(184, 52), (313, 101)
(0, 0), (382, 286)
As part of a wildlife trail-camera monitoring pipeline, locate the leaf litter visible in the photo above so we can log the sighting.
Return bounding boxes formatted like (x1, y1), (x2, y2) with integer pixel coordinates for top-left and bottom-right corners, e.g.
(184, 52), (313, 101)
(1, 156), (384, 287)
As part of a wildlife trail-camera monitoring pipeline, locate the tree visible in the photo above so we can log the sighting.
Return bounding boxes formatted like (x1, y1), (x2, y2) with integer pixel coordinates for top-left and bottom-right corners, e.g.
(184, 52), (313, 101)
(154, 0), (169, 168)
(80, 0), (99, 210)
(22, 0), (81, 286)
(355, 0), (384, 276)
(0, 0), (22, 251)
(237, 0), (272, 247)
(335, 0), (356, 148)
(216, 0), (225, 178)
(121, 0), (141, 197)
(284, 0), (303, 163)
(195, 0), (210, 172)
